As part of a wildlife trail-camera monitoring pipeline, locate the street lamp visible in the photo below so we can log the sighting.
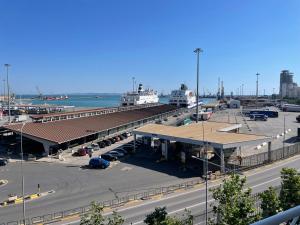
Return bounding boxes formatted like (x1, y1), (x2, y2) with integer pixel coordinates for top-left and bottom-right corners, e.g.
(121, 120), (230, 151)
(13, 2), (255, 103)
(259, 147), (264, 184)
(20, 122), (26, 224)
(256, 73), (260, 107)
(194, 48), (203, 123)
(192, 152), (238, 225)
(4, 64), (11, 123)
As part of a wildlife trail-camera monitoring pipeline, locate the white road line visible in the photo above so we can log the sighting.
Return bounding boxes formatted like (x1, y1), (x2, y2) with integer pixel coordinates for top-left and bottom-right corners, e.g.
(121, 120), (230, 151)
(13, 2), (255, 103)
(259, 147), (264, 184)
(131, 200), (215, 225)
(61, 156), (300, 225)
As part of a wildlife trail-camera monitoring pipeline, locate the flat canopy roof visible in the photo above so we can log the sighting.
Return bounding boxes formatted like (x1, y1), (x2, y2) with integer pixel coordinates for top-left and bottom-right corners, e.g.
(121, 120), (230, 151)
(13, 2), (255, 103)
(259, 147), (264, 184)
(3, 105), (177, 144)
(134, 122), (271, 148)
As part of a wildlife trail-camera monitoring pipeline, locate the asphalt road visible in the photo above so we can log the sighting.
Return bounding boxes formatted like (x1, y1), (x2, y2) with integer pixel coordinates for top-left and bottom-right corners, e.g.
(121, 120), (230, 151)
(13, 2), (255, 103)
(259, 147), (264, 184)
(59, 154), (300, 225)
(0, 148), (199, 223)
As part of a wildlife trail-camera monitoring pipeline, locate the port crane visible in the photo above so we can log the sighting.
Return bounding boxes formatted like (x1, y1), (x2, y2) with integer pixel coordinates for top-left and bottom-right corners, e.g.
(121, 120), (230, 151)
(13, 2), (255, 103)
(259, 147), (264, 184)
(36, 86), (43, 100)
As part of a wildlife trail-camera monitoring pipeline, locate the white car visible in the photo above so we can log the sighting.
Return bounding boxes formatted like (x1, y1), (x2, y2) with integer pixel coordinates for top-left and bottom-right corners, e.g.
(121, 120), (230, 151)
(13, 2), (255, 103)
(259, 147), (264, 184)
(91, 143), (100, 150)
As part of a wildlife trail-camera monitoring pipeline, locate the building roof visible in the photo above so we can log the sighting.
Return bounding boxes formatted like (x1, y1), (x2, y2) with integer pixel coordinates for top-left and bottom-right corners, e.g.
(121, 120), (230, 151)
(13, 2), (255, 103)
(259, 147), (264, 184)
(3, 105), (177, 144)
(134, 122), (270, 148)
(30, 107), (107, 119)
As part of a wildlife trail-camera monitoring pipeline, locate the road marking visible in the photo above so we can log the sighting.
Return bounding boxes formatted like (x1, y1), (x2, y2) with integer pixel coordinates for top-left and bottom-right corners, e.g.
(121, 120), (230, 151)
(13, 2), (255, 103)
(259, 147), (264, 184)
(250, 177), (280, 189)
(131, 199), (215, 225)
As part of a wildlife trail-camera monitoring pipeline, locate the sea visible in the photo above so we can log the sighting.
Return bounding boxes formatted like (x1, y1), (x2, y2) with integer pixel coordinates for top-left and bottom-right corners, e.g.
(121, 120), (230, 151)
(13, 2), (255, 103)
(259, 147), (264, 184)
(15, 94), (216, 108)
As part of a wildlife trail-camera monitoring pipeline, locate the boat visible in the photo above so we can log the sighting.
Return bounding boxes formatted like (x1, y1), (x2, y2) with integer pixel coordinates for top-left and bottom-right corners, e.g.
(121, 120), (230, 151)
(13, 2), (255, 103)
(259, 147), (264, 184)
(169, 84), (200, 108)
(121, 83), (159, 106)
(43, 95), (69, 101)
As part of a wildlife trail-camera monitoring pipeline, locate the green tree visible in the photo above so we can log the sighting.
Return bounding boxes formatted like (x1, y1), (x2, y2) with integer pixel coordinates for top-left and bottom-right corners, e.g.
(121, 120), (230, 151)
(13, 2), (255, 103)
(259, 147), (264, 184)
(209, 174), (260, 225)
(144, 207), (193, 225)
(80, 201), (124, 225)
(144, 207), (168, 225)
(279, 168), (300, 211)
(259, 187), (281, 218)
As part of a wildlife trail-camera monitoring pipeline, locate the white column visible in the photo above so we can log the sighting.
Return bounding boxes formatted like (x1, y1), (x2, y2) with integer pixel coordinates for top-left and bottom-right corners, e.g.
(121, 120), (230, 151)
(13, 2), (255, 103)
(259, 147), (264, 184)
(220, 147), (225, 173)
(161, 140), (168, 160)
(133, 134), (136, 153)
(268, 141), (272, 162)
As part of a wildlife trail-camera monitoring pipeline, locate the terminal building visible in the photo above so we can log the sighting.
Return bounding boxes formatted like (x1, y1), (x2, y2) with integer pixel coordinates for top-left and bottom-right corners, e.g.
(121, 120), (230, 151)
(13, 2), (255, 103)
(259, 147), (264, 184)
(0, 104), (179, 156)
(133, 122), (271, 173)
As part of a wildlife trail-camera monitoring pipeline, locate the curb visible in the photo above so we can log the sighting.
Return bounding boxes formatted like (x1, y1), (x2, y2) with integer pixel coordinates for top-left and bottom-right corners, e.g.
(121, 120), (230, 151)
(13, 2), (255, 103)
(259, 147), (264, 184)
(0, 190), (54, 208)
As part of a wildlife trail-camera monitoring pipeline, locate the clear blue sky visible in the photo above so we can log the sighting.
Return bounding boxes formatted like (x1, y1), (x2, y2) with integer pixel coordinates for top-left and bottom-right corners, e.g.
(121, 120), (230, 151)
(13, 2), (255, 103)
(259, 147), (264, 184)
(0, 0), (299, 95)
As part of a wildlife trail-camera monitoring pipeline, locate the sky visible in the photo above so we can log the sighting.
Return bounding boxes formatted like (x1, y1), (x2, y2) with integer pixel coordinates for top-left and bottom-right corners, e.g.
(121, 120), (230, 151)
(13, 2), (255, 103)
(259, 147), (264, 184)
(0, 0), (299, 95)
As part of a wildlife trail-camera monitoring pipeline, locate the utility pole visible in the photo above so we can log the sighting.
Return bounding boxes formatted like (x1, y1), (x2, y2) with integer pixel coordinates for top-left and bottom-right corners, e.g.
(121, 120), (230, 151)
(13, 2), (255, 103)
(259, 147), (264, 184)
(4, 64), (11, 123)
(217, 77), (220, 100)
(242, 84), (244, 96)
(2, 79), (5, 105)
(132, 77), (135, 92)
(283, 115), (286, 151)
(20, 123), (26, 224)
(256, 73), (260, 107)
(194, 48), (203, 123)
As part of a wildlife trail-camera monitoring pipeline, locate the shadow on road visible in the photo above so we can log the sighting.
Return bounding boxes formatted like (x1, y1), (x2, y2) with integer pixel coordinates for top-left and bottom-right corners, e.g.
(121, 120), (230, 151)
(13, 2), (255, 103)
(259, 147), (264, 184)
(118, 146), (199, 179)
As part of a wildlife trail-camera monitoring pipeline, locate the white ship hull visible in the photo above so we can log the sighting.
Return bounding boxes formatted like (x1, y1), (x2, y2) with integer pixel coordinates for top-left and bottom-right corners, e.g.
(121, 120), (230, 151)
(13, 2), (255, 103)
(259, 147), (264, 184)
(121, 83), (159, 106)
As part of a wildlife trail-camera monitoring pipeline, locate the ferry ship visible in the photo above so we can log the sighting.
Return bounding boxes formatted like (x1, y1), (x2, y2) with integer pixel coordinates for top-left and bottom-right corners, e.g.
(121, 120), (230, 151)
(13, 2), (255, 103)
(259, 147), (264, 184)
(121, 83), (159, 106)
(169, 84), (199, 108)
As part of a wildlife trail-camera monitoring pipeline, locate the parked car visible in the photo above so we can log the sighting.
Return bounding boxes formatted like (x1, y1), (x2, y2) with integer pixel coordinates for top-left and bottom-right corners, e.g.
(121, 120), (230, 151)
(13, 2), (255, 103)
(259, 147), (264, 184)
(98, 141), (106, 148)
(77, 148), (87, 156)
(109, 138), (116, 144)
(122, 132), (131, 138)
(109, 150), (125, 157)
(85, 146), (94, 154)
(101, 153), (117, 161)
(122, 145), (134, 153)
(250, 114), (268, 121)
(118, 135), (125, 141)
(103, 140), (112, 146)
(115, 136), (120, 142)
(297, 115), (300, 122)
(163, 118), (168, 121)
(120, 134), (127, 139)
(91, 143), (100, 150)
(0, 158), (8, 166)
(89, 157), (110, 169)
(114, 148), (128, 155)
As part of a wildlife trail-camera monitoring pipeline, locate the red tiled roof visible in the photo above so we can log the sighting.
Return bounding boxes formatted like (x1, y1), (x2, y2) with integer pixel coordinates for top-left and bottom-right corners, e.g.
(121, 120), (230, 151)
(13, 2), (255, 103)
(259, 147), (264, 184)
(4, 105), (177, 144)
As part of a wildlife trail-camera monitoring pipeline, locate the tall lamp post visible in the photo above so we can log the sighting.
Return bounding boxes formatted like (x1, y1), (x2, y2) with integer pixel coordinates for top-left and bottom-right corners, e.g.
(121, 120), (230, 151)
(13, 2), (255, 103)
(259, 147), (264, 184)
(242, 84), (244, 96)
(194, 48), (203, 123)
(20, 122), (26, 224)
(2, 79), (5, 111)
(256, 73), (260, 107)
(4, 64), (11, 123)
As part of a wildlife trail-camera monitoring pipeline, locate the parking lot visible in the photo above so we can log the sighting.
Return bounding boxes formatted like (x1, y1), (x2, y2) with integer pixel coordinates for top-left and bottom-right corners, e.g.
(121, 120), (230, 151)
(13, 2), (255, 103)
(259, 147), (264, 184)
(210, 108), (300, 157)
(0, 138), (199, 222)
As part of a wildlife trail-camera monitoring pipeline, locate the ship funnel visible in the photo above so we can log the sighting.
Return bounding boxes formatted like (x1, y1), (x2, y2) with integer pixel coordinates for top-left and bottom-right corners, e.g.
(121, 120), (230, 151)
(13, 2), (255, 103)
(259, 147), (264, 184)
(180, 84), (188, 91)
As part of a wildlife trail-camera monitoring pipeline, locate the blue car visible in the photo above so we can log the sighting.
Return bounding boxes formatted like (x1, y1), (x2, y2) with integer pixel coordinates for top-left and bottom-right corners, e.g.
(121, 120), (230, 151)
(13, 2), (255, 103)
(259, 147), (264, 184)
(89, 157), (110, 169)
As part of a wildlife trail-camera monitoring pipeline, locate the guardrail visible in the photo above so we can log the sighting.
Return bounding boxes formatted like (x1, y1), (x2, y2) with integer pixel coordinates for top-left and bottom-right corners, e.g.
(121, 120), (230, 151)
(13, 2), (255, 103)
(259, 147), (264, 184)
(2, 178), (204, 225)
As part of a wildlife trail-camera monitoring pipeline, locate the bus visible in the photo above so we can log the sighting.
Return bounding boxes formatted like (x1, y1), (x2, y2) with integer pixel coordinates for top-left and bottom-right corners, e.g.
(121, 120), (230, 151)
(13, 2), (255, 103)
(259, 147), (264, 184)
(249, 110), (278, 118)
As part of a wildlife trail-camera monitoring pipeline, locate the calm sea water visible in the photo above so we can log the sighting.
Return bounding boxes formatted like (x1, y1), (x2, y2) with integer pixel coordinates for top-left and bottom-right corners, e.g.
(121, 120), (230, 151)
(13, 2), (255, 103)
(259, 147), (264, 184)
(15, 94), (215, 108)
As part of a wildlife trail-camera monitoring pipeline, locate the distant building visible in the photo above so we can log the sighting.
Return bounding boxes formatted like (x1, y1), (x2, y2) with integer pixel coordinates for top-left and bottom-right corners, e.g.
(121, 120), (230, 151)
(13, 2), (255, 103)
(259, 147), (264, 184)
(279, 70), (300, 98)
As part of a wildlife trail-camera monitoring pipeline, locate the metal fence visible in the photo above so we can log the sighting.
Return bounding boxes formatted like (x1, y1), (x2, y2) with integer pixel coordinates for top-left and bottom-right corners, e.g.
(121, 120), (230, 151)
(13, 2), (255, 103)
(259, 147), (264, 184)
(191, 186), (281, 225)
(1, 179), (204, 225)
(230, 142), (300, 169)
